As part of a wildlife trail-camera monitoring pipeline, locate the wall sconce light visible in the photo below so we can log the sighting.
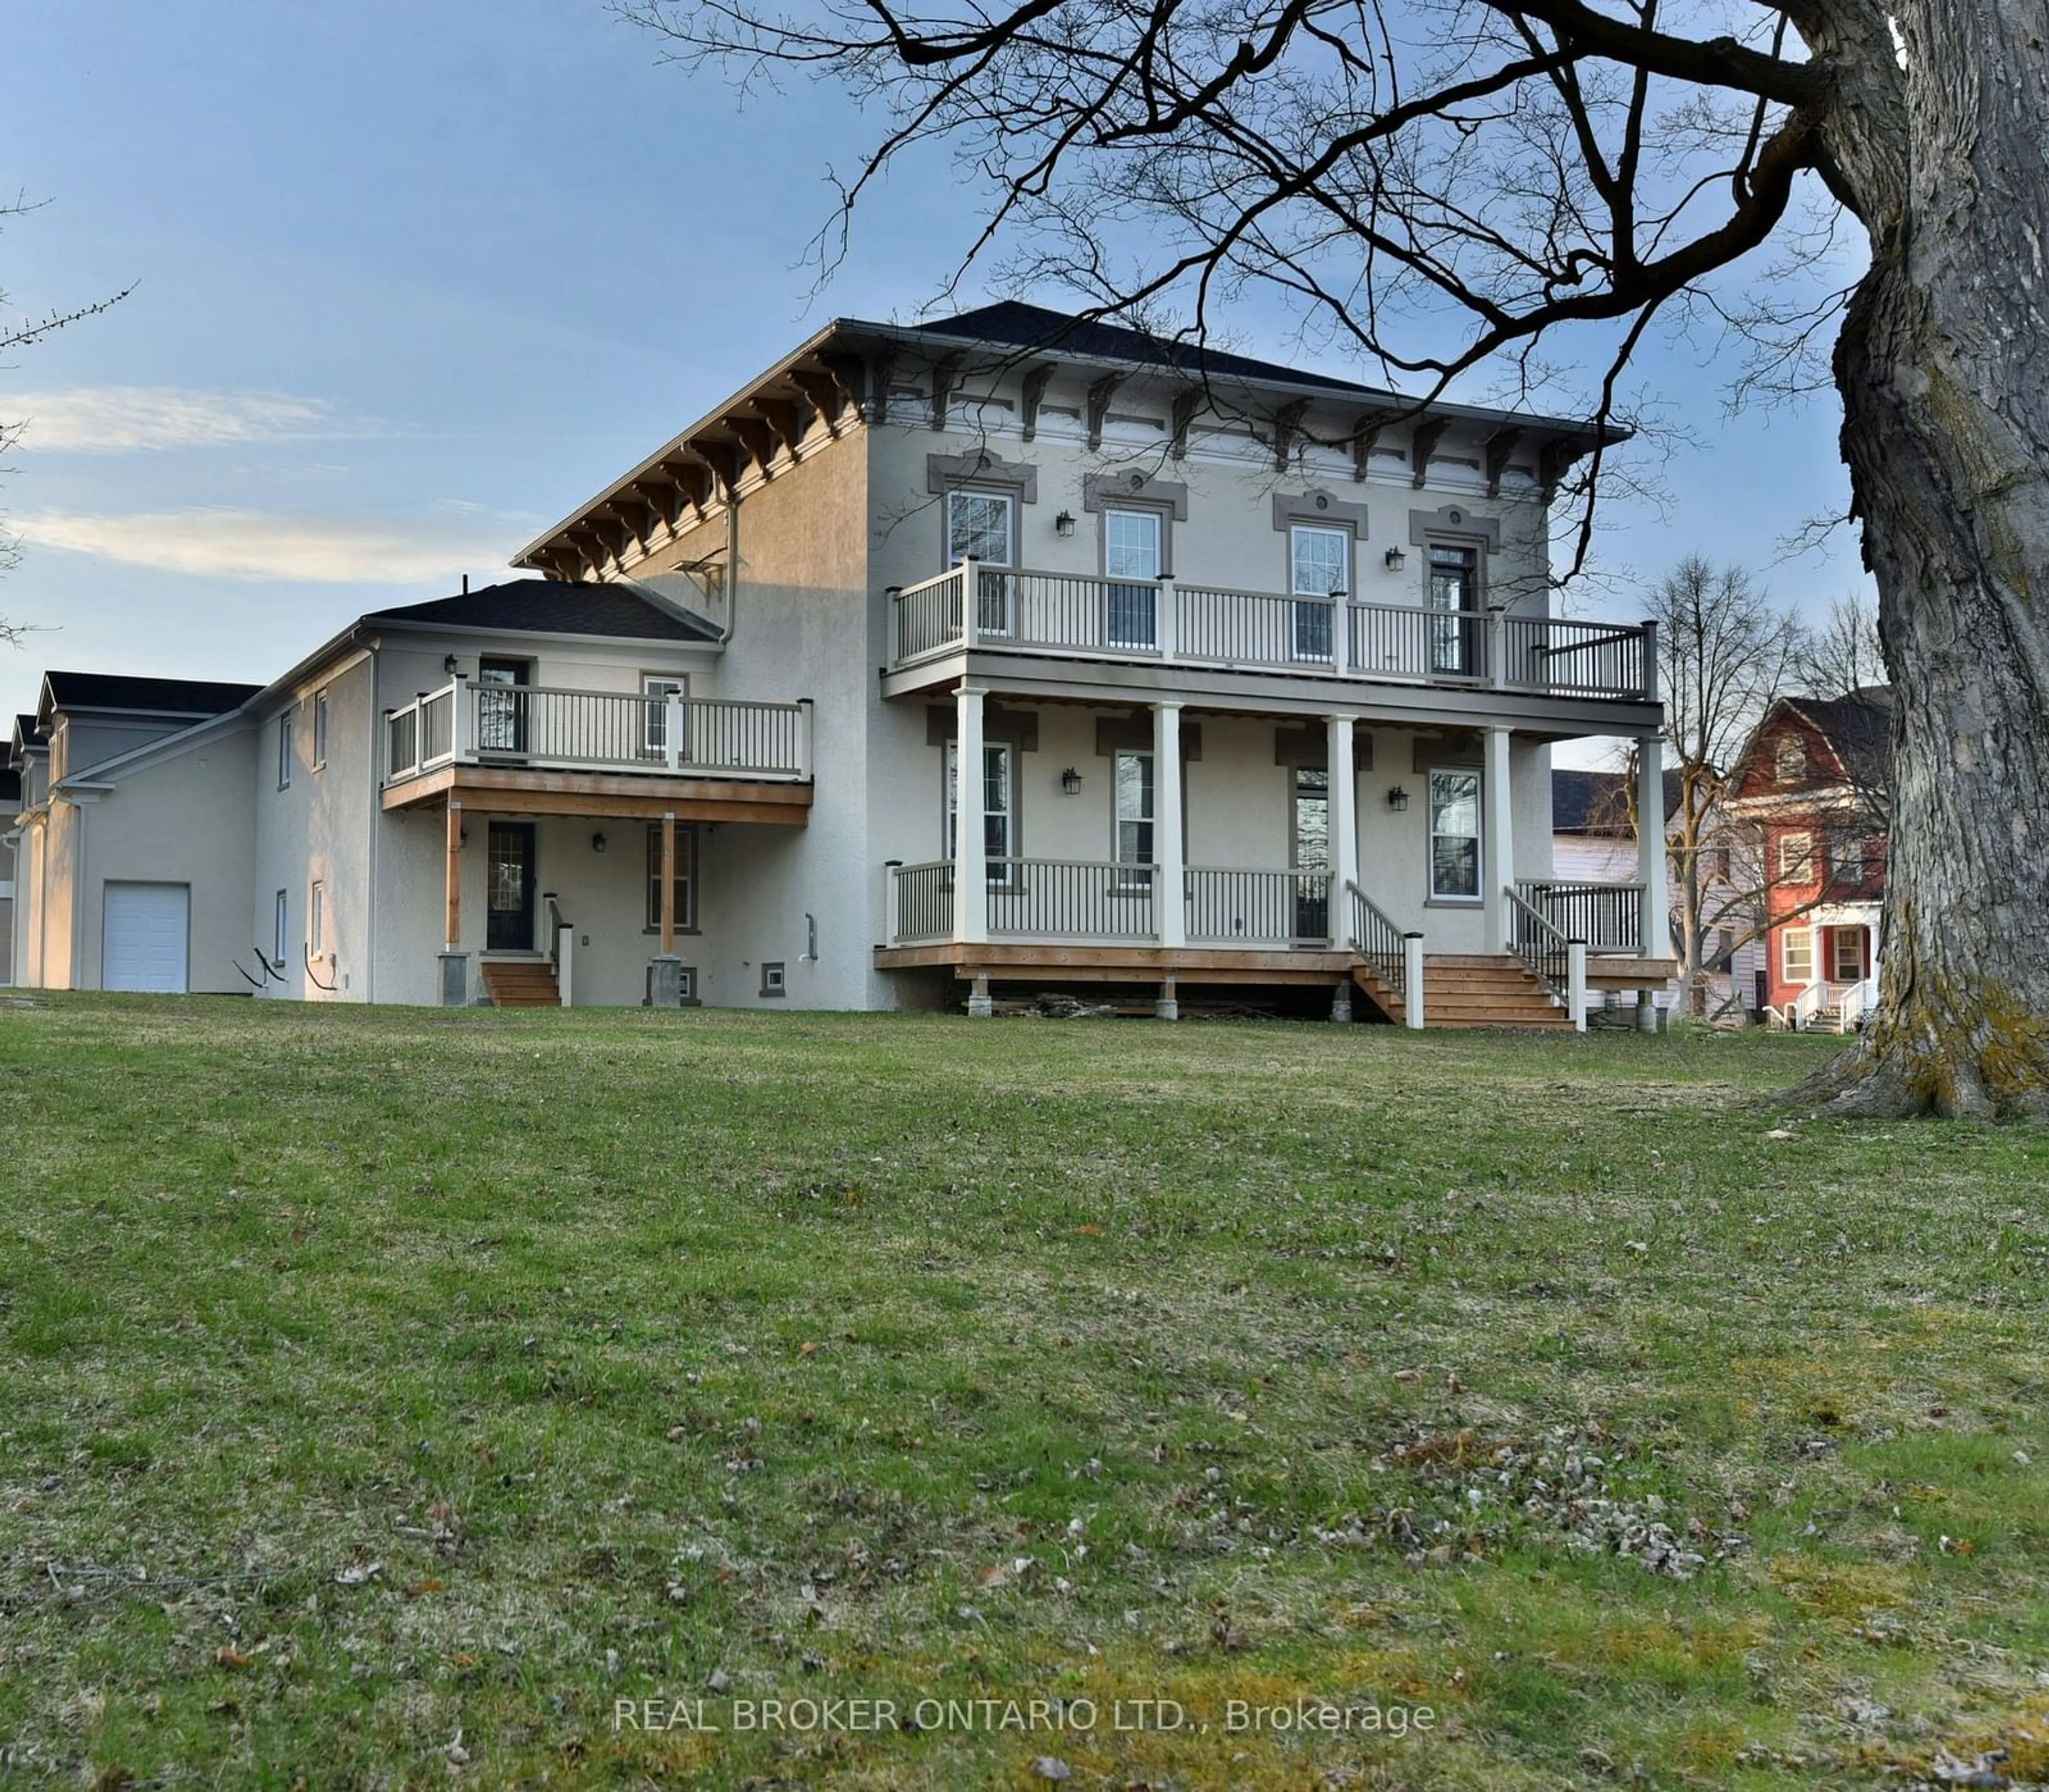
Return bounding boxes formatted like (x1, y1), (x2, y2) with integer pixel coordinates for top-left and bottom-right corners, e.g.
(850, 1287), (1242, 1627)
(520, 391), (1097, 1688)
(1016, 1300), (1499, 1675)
(1060, 767), (1083, 796)
(1054, 510), (1076, 538)
(591, 831), (609, 853)
(1384, 546), (1407, 572)
(444, 654), (462, 675)
(1387, 785), (1410, 812)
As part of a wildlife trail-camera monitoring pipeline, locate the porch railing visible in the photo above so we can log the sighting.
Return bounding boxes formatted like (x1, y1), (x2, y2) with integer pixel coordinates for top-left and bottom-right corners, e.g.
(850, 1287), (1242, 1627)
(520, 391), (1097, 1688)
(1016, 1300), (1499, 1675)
(1185, 867), (1330, 945)
(888, 563), (1654, 701)
(893, 860), (955, 943)
(987, 858), (1156, 939)
(384, 680), (812, 784)
(1513, 879), (1643, 953)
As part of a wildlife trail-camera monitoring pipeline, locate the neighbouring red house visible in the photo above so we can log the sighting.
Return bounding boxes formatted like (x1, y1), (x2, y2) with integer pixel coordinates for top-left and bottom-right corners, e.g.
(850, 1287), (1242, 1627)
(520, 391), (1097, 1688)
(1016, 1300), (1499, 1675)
(1724, 689), (1892, 1030)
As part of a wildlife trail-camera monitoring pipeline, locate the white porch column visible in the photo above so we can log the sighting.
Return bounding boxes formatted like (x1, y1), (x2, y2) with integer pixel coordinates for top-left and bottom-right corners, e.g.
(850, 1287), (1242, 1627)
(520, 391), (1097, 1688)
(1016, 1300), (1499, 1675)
(1483, 726), (1514, 954)
(954, 684), (989, 945)
(1326, 713), (1358, 937)
(1637, 738), (1667, 962)
(1153, 701), (1186, 947)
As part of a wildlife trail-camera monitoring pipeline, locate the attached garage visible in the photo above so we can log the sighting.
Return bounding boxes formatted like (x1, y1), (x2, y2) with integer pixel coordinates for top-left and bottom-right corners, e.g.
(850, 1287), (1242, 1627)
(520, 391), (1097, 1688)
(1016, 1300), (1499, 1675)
(102, 882), (190, 993)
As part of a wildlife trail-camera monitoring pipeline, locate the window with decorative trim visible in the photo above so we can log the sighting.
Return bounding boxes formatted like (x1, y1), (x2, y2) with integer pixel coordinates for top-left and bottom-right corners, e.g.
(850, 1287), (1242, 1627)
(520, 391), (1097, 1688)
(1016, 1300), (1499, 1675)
(946, 489), (1015, 635)
(1427, 543), (1481, 675)
(1775, 734), (1807, 784)
(1428, 768), (1482, 900)
(944, 739), (1015, 879)
(1289, 525), (1346, 661)
(1782, 926), (1815, 983)
(1778, 830), (1815, 883)
(1113, 750), (1154, 886)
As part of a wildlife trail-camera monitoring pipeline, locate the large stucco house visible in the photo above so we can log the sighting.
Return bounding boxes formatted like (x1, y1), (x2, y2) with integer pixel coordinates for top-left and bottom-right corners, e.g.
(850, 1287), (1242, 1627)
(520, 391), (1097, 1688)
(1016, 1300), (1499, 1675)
(5, 303), (1676, 1024)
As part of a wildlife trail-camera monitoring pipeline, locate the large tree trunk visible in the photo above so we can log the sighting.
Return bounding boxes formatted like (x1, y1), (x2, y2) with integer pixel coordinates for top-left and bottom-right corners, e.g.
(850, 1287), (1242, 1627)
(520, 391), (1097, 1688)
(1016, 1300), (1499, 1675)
(1804, 0), (2049, 1116)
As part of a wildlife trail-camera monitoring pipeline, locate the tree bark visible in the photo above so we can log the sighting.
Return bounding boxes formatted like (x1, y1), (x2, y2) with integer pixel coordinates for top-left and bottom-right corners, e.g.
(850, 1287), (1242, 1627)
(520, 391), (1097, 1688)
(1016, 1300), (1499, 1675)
(1802, 0), (2049, 1115)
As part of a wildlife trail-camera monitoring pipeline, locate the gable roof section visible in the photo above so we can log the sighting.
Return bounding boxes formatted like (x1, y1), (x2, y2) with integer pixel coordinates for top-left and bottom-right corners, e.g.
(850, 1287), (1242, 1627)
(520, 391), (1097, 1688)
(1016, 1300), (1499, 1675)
(1730, 689), (1893, 798)
(40, 671), (263, 725)
(364, 578), (716, 642)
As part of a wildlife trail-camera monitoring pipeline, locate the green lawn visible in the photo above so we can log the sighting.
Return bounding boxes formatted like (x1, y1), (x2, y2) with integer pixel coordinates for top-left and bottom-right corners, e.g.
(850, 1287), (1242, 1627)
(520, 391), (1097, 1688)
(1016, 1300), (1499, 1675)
(2, 997), (2046, 1789)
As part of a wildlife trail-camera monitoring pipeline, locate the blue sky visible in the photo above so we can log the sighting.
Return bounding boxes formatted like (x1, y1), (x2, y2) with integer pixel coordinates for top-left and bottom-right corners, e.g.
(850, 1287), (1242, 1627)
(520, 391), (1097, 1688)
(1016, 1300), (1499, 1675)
(2, 1), (1872, 742)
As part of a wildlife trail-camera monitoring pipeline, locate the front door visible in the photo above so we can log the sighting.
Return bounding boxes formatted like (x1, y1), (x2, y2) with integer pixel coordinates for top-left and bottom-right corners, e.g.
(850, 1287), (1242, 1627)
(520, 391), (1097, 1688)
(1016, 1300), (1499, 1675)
(487, 823), (537, 950)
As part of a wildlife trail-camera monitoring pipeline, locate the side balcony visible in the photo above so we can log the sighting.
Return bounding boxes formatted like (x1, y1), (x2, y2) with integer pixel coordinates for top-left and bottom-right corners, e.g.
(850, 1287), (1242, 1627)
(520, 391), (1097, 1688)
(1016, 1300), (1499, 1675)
(887, 561), (1656, 707)
(381, 679), (814, 824)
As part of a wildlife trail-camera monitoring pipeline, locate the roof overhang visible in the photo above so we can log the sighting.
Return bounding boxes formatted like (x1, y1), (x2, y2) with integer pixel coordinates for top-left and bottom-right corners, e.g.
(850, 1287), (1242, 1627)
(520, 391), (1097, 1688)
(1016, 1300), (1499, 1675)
(513, 314), (1617, 580)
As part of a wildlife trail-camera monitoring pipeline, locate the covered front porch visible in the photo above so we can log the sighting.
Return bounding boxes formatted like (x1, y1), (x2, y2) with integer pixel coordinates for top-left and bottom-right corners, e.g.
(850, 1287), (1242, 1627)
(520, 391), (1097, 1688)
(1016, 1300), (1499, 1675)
(873, 685), (1675, 1026)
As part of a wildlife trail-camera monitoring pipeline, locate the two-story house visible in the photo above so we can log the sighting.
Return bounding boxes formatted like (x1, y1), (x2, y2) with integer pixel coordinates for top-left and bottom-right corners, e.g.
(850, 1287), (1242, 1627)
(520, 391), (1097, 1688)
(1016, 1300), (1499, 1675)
(1722, 689), (1892, 1030)
(6, 302), (1676, 1025)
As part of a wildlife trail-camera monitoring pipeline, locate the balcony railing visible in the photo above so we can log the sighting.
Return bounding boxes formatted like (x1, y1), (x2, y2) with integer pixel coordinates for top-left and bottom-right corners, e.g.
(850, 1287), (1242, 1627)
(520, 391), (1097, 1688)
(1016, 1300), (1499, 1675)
(384, 680), (812, 785)
(988, 858), (1157, 939)
(889, 560), (1655, 701)
(1513, 879), (1644, 953)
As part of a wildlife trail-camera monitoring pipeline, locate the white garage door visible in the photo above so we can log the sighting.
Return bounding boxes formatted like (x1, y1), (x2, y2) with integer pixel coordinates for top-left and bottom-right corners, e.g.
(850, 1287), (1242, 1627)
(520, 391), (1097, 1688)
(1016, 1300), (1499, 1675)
(103, 883), (190, 993)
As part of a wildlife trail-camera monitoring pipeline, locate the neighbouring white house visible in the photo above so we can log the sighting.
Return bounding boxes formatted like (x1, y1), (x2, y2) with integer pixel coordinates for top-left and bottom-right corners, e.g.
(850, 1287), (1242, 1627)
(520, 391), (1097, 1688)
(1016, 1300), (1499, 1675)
(5, 303), (1677, 1025)
(1552, 765), (1766, 1021)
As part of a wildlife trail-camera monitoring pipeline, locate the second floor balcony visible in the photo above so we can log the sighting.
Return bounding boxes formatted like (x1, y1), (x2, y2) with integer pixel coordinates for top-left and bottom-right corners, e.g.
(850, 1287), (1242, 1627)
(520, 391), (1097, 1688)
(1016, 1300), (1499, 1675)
(383, 679), (813, 813)
(889, 560), (1655, 704)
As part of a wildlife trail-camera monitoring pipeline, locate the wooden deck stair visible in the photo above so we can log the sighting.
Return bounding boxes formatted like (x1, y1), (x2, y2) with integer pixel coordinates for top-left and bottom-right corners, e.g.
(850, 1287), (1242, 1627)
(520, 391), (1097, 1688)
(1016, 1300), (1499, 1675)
(481, 957), (561, 1008)
(1353, 953), (1571, 1029)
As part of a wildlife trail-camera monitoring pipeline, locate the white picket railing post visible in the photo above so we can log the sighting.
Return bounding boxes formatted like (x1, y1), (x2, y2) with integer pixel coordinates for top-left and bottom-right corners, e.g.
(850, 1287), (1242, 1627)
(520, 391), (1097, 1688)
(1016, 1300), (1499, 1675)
(883, 860), (903, 948)
(1404, 932), (1426, 1030)
(1568, 939), (1588, 1032)
(1156, 575), (1178, 664)
(665, 691), (684, 771)
(797, 698), (815, 780)
(959, 558), (981, 651)
(451, 676), (473, 761)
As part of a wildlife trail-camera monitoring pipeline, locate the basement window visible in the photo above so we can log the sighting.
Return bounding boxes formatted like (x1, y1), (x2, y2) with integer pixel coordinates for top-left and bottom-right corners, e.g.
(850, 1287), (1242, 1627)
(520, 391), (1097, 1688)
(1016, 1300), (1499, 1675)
(760, 961), (787, 998)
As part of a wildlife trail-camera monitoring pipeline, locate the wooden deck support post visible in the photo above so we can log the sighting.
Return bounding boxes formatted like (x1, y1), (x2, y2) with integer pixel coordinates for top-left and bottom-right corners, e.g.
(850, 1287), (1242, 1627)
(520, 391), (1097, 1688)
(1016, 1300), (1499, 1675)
(1156, 974), (1179, 1021)
(649, 808), (684, 1008)
(438, 799), (468, 1006)
(966, 969), (993, 1018)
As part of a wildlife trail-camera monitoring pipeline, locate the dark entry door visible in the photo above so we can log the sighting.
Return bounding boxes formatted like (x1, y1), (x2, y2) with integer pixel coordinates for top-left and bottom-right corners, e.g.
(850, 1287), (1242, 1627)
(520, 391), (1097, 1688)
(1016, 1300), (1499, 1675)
(487, 823), (537, 950)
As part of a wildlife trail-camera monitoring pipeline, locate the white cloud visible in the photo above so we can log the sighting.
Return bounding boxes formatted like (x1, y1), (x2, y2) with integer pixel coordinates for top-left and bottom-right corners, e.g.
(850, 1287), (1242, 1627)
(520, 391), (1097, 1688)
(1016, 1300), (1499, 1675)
(7, 387), (376, 453)
(14, 506), (532, 584)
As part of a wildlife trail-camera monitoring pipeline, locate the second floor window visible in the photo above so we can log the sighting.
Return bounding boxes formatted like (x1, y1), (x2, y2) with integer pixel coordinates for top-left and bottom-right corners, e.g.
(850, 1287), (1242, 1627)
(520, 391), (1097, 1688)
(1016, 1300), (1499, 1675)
(1778, 830), (1815, 884)
(642, 676), (686, 757)
(1103, 509), (1161, 650)
(1289, 526), (1346, 661)
(313, 689), (329, 768)
(276, 713), (294, 789)
(1429, 544), (1481, 675)
(947, 490), (1014, 636)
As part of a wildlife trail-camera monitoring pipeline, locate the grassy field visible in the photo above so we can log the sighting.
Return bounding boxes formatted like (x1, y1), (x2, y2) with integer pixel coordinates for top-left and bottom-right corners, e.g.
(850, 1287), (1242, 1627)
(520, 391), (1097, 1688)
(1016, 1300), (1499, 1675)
(2, 996), (2046, 1790)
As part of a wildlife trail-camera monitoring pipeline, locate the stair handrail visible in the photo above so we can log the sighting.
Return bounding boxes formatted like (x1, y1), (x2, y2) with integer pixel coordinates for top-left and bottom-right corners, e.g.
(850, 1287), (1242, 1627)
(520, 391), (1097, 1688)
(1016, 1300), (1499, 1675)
(1345, 881), (1408, 1002)
(1838, 975), (1879, 1032)
(1791, 978), (1832, 1029)
(542, 892), (574, 1008)
(1505, 883), (1581, 1019)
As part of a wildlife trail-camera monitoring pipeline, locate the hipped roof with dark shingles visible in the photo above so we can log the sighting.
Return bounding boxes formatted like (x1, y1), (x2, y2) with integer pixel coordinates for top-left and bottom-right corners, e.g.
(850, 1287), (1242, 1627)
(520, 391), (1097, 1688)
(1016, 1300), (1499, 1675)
(365, 578), (716, 642)
(41, 672), (263, 721)
(1553, 766), (1683, 834)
